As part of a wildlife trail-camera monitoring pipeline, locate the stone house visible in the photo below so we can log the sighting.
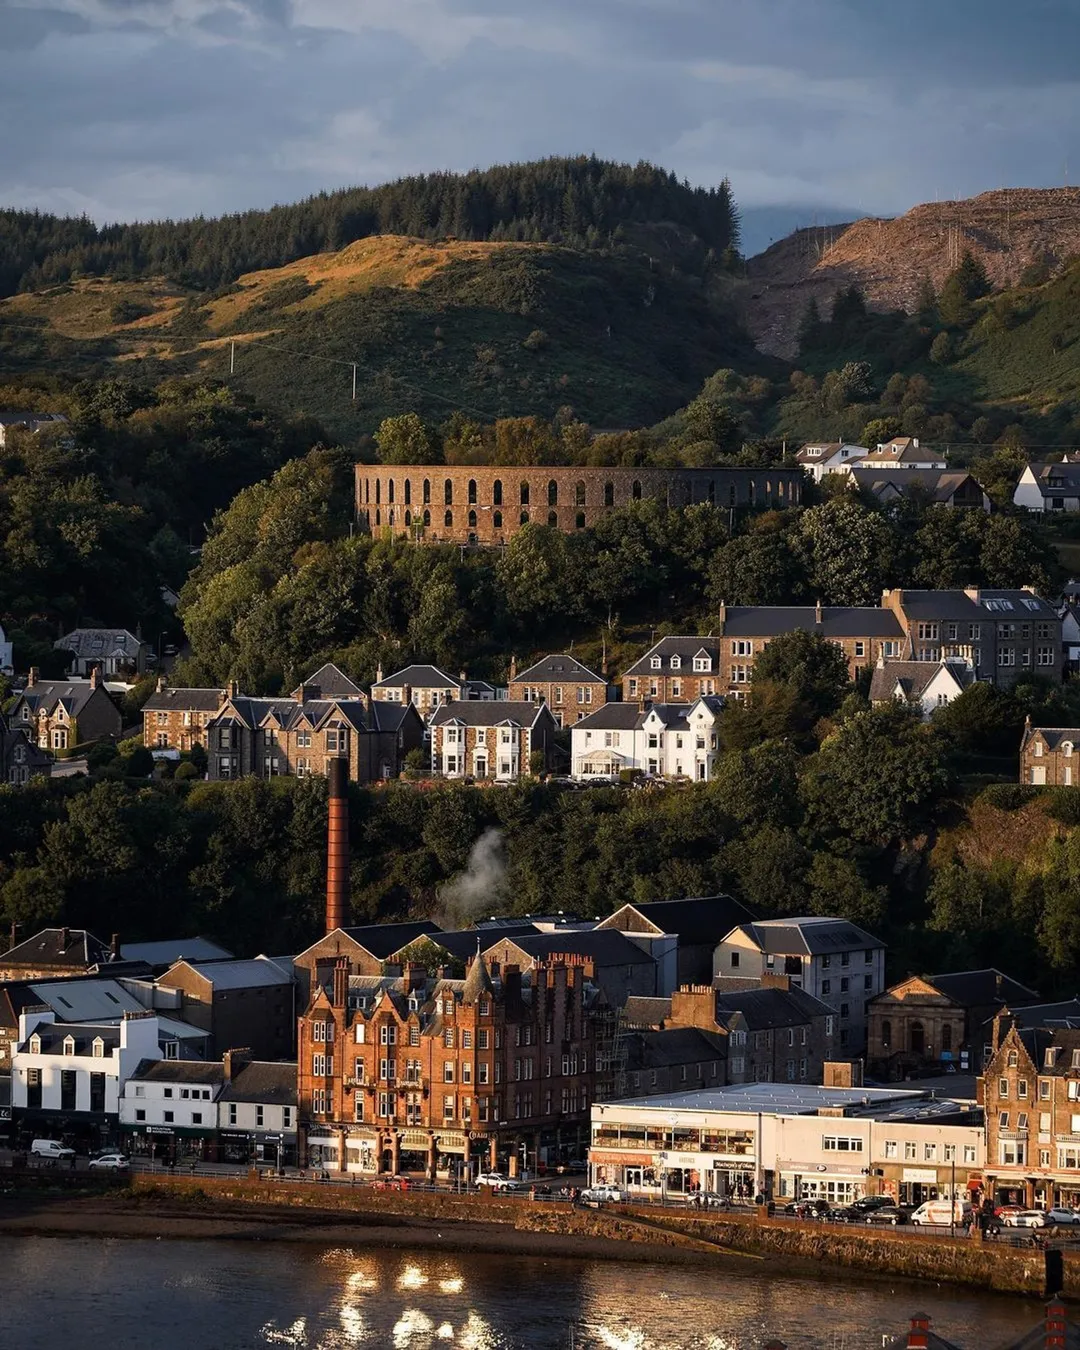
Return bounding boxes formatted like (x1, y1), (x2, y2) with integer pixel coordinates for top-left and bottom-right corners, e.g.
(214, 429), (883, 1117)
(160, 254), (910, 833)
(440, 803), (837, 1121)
(622, 636), (723, 704)
(881, 588), (1061, 689)
(0, 928), (113, 984)
(615, 1026), (730, 1100)
(299, 954), (610, 1176)
(1020, 721), (1080, 785)
(142, 680), (229, 752)
(714, 917), (886, 1056)
(371, 664), (496, 722)
(292, 921), (443, 1006)
(867, 969), (1038, 1080)
(157, 957), (295, 1060)
(868, 657), (976, 718)
(218, 1056), (298, 1166)
(979, 1014), (1080, 1209)
(0, 709), (51, 785)
(507, 653), (609, 726)
(9, 667), (122, 752)
(429, 699), (557, 780)
(55, 627), (149, 677)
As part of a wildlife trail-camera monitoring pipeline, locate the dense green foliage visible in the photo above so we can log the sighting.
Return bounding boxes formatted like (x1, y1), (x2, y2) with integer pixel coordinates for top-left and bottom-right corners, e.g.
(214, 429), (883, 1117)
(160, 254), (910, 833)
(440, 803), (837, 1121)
(0, 158), (739, 297)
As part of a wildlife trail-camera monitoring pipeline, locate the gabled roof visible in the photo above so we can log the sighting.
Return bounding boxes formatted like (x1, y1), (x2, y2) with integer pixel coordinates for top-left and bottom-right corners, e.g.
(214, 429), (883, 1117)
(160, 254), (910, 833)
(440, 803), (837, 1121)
(128, 1059), (225, 1085)
(625, 1026), (729, 1070)
(1008, 998), (1080, 1031)
(1023, 726), (1080, 751)
(890, 588), (1057, 620)
(220, 1060), (297, 1106)
(368, 701), (419, 734)
(1, 928), (110, 970)
(317, 920), (442, 962)
(142, 686), (226, 713)
(513, 653), (605, 684)
(868, 659), (974, 704)
(429, 699), (548, 728)
(120, 938), (233, 967)
(795, 441), (843, 460)
(725, 917), (884, 956)
(161, 956), (292, 990)
(713, 985), (832, 1030)
(374, 665), (462, 690)
(15, 680), (108, 717)
(721, 606), (904, 639)
(623, 636), (722, 677)
(55, 629), (144, 660)
(20, 1019), (124, 1054)
(882, 1318), (963, 1350)
(852, 468), (985, 504)
(928, 969), (1038, 1008)
(290, 663), (364, 700)
(574, 704), (646, 731)
(417, 926), (538, 961)
(600, 895), (755, 946)
(622, 996), (672, 1029)
(1024, 461), (1080, 494)
(484, 929), (655, 967)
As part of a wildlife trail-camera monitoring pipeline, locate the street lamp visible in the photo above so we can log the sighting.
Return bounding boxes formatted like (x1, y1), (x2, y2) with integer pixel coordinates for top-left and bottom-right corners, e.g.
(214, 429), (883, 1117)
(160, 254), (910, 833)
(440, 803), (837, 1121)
(951, 1154), (957, 1239)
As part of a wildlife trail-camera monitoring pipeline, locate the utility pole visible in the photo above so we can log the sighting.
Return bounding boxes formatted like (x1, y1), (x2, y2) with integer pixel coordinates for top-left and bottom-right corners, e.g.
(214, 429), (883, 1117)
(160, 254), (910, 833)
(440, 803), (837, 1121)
(229, 341), (235, 376)
(352, 364), (358, 401)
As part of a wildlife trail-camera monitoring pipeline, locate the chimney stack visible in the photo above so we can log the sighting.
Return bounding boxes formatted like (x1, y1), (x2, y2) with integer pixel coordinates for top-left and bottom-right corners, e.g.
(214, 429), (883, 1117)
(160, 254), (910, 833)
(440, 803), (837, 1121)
(110, 932), (121, 961)
(907, 1314), (931, 1350)
(815, 598), (823, 625)
(89, 665), (101, 689)
(326, 757), (349, 934)
(223, 1047), (251, 1082)
(509, 655), (517, 681)
(60, 927), (70, 950)
(227, 678), (239, 700)
(332, 957), (348, 1008)
(27, 666), (39, 688)
(156, 674), (166, 693)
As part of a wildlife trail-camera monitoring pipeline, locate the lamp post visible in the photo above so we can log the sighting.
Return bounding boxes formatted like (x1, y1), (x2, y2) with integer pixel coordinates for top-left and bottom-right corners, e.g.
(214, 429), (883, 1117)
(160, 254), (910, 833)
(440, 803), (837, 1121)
(951, 1154), (957, 1238)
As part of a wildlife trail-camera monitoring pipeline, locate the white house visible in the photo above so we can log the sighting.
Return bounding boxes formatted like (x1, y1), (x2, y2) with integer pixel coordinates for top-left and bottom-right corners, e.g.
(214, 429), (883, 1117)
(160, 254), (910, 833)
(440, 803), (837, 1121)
(12, 1008), (162, 1143)
(714, 918), (886, 1055)
(218, 1057), (297, 1165)
(119, 1060), (224, 1158)
(571, 696), (724, 781)
(1013, 462), (1080, 513)
(868, 657), (976, 719)
(0, 622), (11, 675)
(859, 437), (946, 471)
(795, 441), (869, 483)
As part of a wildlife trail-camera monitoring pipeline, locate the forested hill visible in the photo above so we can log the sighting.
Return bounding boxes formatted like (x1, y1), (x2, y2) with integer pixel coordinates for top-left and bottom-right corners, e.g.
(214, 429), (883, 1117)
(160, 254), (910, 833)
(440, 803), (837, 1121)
(0, 157), (739, 297)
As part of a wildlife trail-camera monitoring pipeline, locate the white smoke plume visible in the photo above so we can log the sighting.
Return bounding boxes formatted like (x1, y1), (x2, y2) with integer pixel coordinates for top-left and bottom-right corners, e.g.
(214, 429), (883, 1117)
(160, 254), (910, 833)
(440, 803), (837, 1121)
(434, 827), (508, 930)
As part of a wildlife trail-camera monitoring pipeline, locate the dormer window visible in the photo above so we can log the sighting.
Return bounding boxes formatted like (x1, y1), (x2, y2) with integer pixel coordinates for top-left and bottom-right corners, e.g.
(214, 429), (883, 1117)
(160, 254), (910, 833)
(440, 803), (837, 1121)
(1064, 742), (1075, 757)
(670, 655), (681, 670)
(650, 657), (662, 670)
(63, 1035), (75, 1056)
(408, 995), (420, 1011)
(29, 1035), (41, 1054)
(92, 1038), (104, 1058)
(693, 656), (712, 672)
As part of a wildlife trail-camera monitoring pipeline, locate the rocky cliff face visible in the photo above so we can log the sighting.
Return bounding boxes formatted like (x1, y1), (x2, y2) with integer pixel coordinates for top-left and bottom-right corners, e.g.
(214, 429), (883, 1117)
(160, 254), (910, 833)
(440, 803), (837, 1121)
(745, 187), (1080, 357)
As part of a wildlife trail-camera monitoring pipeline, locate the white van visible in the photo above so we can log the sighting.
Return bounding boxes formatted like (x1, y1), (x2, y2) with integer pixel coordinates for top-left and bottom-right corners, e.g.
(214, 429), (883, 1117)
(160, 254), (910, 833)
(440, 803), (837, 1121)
(31, 1139), (75, 1160)
(910, 1199), (970, 1226)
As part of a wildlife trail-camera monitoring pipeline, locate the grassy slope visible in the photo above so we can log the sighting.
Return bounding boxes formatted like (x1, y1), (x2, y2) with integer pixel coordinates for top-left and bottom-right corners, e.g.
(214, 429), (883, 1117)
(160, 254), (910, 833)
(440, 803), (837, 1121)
(0, 236), (763, 434)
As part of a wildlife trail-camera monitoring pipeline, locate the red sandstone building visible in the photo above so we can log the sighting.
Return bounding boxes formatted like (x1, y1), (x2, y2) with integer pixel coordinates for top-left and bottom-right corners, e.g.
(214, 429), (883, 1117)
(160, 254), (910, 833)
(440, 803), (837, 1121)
(354, 465), (804, 544)
(507, 653), (609, 725)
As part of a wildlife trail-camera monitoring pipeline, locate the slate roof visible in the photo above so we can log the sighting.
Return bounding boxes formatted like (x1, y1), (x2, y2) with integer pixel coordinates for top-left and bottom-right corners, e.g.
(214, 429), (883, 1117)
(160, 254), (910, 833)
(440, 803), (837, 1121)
(221, 1060), (297, 1106)
(2, 928), (110, 970)
(1008, 998), (1080, 1030)
(333, 920), (442, 960)
(16, 680), (106, 718)
(462, 952), (496, 1004)
(625, 1026), (729, 1070)
(862, 437), (943, 465)
(484, 929), (655, 967)
(795, 441), (842, 461)
(514, 654), (605, 684)
(374, 665), (462, 690)
(20, 1019), (123, 1054)
(574, 703), (647, 731)
(852, 469), (985, 504)
(419, 927), (538, 961)
(30, 977), (148, 1022)
(1023, 726), (1080, 751)
(891, 588), (1057, 621)
(881, 1319), (963, 1350)
(999, 1311), (1080, 1350)
(142, 686), (226, 713)
(1024, 461), (1080, 495)
(713, 985), (833, 1030)
(622, 996), (672, 1029)
(430, 699), (546, 728)
(55, 629), (144, 661)
(290, 663), (364, 700)
(163, 956), (292, 990)
(129, 1059), (225, 1086)
(928, 969), (1038, 1008)
(120, 938), (233, 968)
(721, 606), (905, 639)
(624, 637), (721, 677)
(368, 702), (415, 734)
(868, 659), (975, 703)
(726, 917), (883, 956)
(604, 895), (756, 947)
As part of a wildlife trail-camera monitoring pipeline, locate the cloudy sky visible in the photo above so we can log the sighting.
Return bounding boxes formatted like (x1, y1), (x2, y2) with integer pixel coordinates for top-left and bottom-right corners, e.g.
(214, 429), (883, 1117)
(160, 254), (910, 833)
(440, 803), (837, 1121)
(2, 0), (1077, 254)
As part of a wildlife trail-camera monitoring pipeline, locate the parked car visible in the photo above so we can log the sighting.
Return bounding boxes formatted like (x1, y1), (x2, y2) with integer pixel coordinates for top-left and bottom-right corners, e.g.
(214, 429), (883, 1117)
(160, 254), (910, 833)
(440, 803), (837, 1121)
(581, 1184), (627, 1203)
(474, 1172), (509, 1189)
(88, 1153), (129, 1171)
(30, 1139), (75, 1161)
(1003, 1210), (1047, 1228)
(864, 1205), (910, 1226)
(687, 1191), (727, 1209)
(910, 1200), (971, 1227)
(850, 1195), (894, 1213)
(1046, 1207), (1080, 1226)
(994, 1204), (1026, 1219)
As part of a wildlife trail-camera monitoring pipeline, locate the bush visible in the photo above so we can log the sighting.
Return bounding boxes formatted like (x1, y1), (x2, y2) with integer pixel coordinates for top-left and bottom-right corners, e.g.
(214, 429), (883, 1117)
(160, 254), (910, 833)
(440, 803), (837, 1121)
(122, 745), (155, 777)
(174, 761), (199, 782)
(979, 782), (1040, 811)
(1046, 786), (1080, 825)
(522, 328), (549, 352)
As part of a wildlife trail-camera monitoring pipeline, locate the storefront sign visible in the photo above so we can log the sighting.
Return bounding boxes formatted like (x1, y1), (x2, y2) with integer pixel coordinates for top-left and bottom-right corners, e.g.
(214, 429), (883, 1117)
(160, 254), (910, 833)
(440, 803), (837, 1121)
(401, 1131), (432, 1151)
(146, 1125), (175, 1136)
(218, 1129), (252, 1143)
(902, 1168), (938, 1183)
(0, 1107), (11, 1122)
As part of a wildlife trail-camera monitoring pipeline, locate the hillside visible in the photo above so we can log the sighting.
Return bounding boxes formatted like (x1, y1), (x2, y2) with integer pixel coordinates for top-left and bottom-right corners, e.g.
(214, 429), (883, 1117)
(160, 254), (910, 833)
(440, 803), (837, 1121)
(0, 236), (762, 431)
(746, 187), (1080, 358)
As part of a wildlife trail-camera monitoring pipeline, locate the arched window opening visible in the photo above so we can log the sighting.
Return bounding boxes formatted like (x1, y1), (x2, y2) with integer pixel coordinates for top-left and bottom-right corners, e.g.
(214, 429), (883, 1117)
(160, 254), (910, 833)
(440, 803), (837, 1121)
(365, 480), (370, 504)
(632, 479), (642, 501)
(520, 510), (530, 525)
(445, 479), (453, 505)
(520, 481), (530, 505)
(388, 479), (395, 504)
(445, 509), (453, 528)
(375, 508), (381, 526)
(423, 479), (431, 505)
(468, 479), (477, 505)
(423, 509), (431, 528)
(404, 510), (411, 527)
(375, 480), (381, 505)
(604, 481), (614, 508)
(404, 479), (411, 505)
(575, 480), (586, 508)
(548, 510), (558, 528)
(575, 511), (586, 530)
(493, 511), (502, 529)
(548, 479), (558, 506)
(881, 1019), (892, 1049)
(493, 480), (503, 506)
(468, 510), (477, 528)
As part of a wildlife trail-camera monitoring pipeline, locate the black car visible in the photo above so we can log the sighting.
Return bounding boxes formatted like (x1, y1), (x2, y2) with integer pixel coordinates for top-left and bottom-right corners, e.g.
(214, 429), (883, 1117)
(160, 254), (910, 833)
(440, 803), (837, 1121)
(850, 1195), (894, 1213)
(863, 1205), (910, 1226)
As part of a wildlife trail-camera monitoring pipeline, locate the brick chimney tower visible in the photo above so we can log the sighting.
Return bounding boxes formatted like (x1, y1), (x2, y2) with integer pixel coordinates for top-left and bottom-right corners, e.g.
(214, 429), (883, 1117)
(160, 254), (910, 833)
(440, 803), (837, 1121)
(907, 1313), (931, 1350)
(326, 757), (349, 934)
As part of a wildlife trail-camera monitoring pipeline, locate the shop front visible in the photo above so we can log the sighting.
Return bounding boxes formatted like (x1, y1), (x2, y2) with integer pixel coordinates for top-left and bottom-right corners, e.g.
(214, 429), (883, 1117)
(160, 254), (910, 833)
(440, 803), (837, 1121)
(305, 1133), (340, 1170)
(123, 1121), (215, 1162)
